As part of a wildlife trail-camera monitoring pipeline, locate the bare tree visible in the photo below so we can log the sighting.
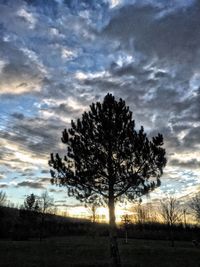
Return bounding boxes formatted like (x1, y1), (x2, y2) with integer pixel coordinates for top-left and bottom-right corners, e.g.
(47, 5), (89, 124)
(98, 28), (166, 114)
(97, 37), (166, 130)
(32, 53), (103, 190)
(0, 191), (7, 228)
(160, 197), (182, 226)
(86, 194), (103, 223)
(160, 197), (182, 246)
(39, 191), (54, 214)
(88, 203), (99, 223)
(145, 202), (158, 223)
(0, 191), (7, 206)
(134, 202), (148, 225)
(188, 193), (200, 223)
(39, 191), (54, 241)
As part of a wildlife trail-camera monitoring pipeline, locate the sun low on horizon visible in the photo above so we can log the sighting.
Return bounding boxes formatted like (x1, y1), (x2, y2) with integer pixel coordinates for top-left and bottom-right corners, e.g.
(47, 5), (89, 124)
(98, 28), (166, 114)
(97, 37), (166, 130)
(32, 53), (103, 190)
(0, 0), (200, 216)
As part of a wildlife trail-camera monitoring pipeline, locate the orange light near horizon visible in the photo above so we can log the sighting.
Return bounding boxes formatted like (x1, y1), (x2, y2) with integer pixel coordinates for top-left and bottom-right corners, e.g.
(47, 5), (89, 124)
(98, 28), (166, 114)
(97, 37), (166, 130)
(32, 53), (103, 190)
(66, 204), (131, 223)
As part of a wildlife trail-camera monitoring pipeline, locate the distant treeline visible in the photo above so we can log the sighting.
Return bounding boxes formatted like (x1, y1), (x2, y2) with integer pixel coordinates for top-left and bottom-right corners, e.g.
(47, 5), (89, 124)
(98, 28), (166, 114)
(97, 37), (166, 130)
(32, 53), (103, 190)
(118, 222), (200, 242)
(0, 205), (108, 240)
(0, 205), (200, 242)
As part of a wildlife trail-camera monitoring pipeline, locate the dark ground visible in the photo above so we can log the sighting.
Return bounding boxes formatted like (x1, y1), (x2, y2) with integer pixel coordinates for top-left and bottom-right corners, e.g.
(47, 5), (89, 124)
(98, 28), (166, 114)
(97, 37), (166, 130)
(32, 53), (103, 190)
(0, 236), (200, 267)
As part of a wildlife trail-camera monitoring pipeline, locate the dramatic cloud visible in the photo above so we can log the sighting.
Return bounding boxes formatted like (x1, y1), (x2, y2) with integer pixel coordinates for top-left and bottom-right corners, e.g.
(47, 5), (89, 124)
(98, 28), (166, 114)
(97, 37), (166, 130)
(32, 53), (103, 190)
(0, 0), (199, 206)
(16, 180), (45, 189)
(170, 159), (200, 169)
(0, 184), (8, 188)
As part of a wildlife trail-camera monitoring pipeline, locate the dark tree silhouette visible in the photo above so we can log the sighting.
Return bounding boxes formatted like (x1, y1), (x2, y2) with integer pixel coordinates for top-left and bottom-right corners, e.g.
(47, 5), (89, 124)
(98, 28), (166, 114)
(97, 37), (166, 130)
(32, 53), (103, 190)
(0, 191), (7, 207)
(86, 196), (101, 223)
(160, 197), (182, 247)
(49, 93), (166, 266)
(189, 192), (200, 223)
(19, 193), (40, 240)
(24, 193), (40, 211)
(121, 214), (131, 244)
(39, 191), (54, 241)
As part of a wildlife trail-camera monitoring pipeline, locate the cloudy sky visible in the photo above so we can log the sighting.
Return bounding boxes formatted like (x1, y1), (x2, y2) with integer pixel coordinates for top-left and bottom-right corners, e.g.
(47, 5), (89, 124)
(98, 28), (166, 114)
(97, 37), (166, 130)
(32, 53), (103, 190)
(0, 0), (200, 212)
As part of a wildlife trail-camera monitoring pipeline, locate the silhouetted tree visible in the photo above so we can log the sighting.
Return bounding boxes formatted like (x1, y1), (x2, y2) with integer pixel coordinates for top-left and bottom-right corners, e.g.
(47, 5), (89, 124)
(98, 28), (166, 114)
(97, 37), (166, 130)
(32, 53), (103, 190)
(24, 193), (40, 211)
(121, 214), (131, 243)
(39, 190), (54, 214)
(19, 193), (40, 239)
(132, 202), (158, 230)
(90, 203), (98, 223)
(0, 191), (7, 237)
(49, 93), (166, 266)
(160, 197), (182, 246)
(0, 191), (7, 206)
(189, 193), (200, 223)
(182, 207), (188, 228)
(86, 194), (103, 223)
(134, 201), (148, 227)
(87, 202), (99, 223)
(38, 191), (54, 241)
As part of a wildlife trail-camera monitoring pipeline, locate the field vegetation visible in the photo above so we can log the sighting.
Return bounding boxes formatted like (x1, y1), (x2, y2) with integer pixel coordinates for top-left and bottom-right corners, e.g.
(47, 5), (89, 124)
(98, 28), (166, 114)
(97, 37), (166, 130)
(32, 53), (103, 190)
(1, 203), (200, 267)
(1, 236), (200, 267)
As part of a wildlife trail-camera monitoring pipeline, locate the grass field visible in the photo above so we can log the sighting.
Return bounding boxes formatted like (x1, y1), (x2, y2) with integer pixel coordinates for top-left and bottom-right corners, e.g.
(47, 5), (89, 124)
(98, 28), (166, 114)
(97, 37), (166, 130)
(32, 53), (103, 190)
(0, 236), (200, 267)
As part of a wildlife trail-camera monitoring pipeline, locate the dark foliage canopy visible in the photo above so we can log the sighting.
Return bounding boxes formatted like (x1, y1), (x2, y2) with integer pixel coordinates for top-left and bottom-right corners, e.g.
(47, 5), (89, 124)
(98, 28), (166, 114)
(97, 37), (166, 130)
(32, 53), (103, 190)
(49, 94), (166, 204)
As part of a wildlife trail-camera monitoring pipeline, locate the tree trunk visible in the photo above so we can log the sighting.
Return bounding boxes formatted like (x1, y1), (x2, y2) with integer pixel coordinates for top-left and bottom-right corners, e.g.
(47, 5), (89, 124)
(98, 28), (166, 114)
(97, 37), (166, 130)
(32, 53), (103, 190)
(107, 138), (121, 267)
(108, 196), (121, 267)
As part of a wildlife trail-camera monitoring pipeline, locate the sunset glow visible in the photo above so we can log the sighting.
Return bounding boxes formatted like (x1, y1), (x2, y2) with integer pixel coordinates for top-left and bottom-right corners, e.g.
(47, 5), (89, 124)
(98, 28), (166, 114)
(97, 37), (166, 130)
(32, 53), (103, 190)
(0, 0), (199, 214)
